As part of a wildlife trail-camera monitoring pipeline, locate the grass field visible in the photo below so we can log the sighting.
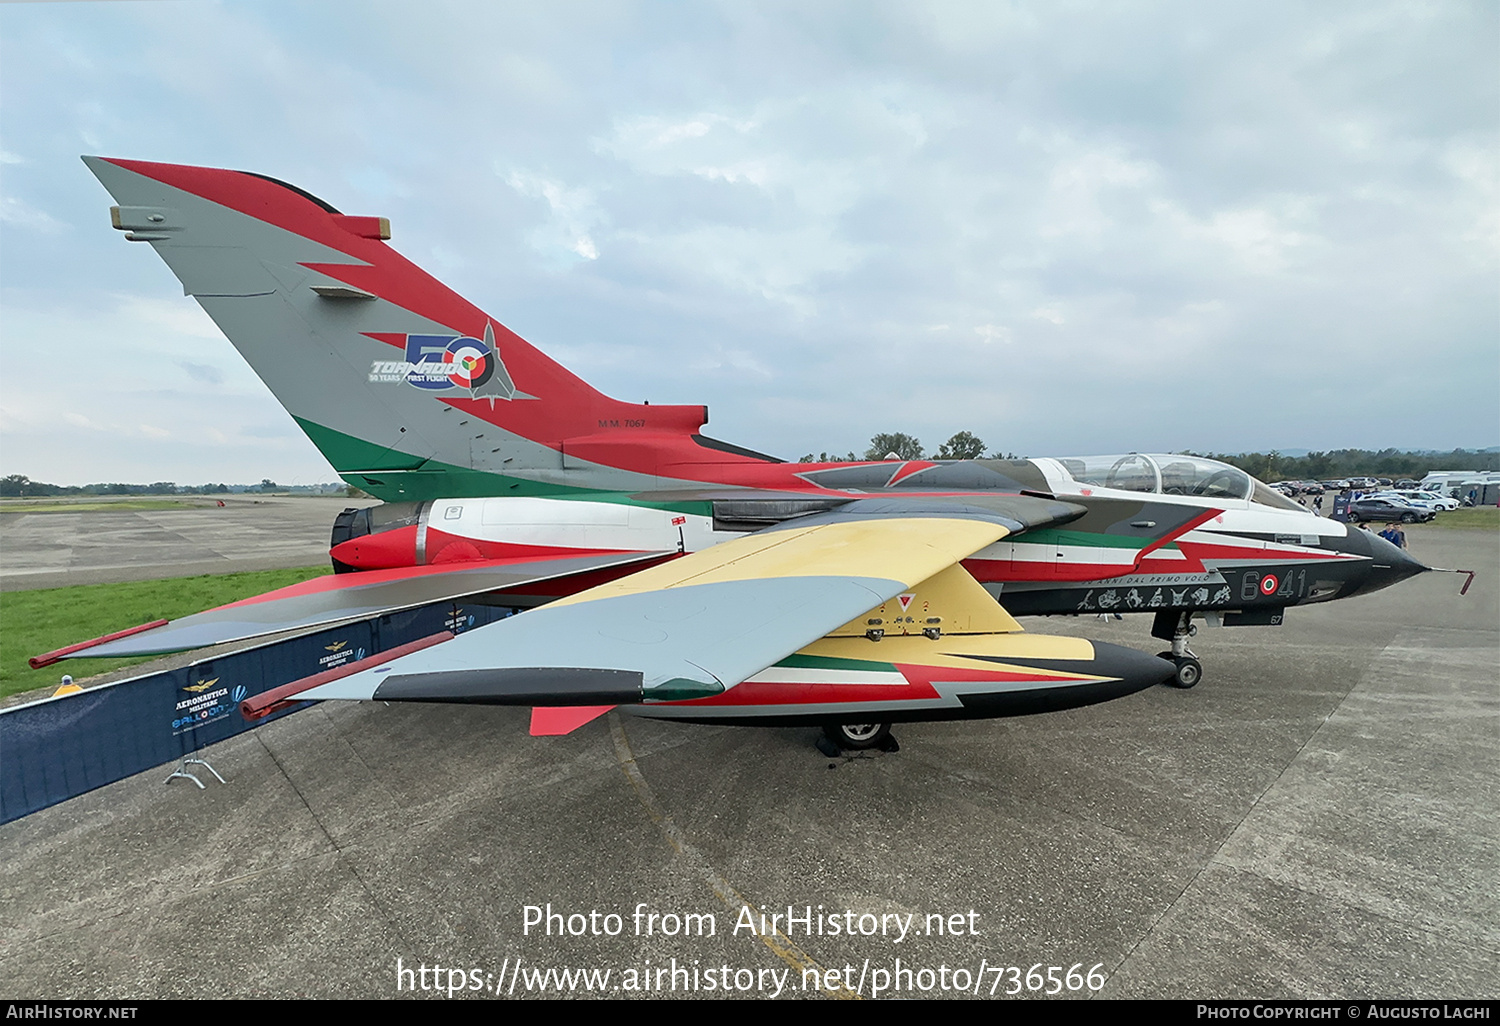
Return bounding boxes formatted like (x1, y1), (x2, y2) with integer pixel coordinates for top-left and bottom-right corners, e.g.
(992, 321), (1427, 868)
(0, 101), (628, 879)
(0, 499), (214, 513)
(1405, 506), (1500, 531)
(0, 566), (332, 701)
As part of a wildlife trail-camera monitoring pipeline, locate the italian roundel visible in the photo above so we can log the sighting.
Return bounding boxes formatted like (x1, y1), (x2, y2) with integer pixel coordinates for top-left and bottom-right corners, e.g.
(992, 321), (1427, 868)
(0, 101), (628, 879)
(442, 337), (494, 390)
(1259, 574), (1280, 596)
(402, 333), (496, 392)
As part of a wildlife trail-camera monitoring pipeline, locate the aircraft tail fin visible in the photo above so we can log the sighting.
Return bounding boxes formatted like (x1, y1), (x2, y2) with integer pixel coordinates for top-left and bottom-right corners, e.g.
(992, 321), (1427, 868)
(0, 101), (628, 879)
(84, 157), (753, 502)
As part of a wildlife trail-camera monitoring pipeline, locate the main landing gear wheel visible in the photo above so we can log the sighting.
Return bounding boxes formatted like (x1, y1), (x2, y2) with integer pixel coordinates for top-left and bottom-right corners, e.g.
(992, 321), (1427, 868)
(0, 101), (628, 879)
(824, 722), (892, 750)
(1157, 652), (1203, 689)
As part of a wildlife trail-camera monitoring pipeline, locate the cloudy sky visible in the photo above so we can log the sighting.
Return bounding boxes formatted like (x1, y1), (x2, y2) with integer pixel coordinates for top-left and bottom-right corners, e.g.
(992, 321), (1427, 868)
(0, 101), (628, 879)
(2, 1), (1495, 486)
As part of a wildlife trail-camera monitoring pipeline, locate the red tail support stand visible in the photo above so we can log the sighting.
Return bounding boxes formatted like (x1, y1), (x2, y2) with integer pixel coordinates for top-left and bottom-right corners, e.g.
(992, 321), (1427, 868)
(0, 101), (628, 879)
(30, 620), (170, 669)
(239, 630), (455, 721)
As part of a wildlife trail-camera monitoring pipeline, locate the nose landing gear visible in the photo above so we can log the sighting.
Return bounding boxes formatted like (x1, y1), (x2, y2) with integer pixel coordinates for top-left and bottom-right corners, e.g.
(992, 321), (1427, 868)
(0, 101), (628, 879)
(1153, 611), (1203, 689)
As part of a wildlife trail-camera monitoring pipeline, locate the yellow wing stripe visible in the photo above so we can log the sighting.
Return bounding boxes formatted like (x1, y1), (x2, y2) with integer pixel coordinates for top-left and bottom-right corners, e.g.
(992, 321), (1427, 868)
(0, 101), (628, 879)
(552, 517), (1009, 608)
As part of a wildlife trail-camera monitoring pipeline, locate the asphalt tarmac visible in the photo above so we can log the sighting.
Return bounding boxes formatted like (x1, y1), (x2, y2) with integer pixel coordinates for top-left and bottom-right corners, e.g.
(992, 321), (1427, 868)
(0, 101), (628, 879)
(0, 515), (1494, 1000)
(0, 495), (376, 591)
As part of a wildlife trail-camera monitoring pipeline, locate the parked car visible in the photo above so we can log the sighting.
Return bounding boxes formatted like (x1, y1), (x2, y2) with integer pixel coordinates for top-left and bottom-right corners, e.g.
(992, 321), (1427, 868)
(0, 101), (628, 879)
(1368, 491), (1440, 512)
(1383, 490), (1460, 511)
(1348, 497), (1436, 523)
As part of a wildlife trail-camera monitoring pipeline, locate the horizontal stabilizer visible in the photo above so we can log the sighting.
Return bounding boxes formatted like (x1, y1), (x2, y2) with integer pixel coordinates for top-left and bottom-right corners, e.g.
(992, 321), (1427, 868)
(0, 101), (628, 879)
(240, 631), (454, 721)
(53, 551), (667, 660)
(30, 619), (169, 668)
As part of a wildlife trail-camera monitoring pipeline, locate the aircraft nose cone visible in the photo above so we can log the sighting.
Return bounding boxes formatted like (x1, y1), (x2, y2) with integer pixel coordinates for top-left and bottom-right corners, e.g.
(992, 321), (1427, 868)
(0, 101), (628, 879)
(1369, 534), (1429, 589)
(1377, 528), (1426, 565)
(1340, 527), (1430, 597)
(1091, 641), (1178, 692)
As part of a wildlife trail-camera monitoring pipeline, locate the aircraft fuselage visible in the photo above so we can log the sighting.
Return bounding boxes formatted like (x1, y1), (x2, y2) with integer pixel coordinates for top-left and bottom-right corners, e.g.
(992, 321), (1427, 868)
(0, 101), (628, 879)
(326, 452), (1425, 625)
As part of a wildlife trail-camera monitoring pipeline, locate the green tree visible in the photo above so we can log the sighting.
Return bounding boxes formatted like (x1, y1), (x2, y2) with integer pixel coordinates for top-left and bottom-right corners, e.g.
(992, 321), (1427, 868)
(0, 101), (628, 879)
(935, 431), (986, 460)
(864, 432), (924, 461)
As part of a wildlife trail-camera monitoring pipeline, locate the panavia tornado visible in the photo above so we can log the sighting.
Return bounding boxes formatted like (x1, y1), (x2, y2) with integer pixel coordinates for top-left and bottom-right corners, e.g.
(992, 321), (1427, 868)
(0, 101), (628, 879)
(54, 156), (1429, 750)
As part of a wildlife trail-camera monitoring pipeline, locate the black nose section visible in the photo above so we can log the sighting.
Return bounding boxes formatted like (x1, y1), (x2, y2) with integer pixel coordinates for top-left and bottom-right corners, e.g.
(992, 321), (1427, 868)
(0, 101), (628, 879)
(954, 643), (1176, 718)
(1092, 641), (1178, 691)
(1338, 527), (1429, 597)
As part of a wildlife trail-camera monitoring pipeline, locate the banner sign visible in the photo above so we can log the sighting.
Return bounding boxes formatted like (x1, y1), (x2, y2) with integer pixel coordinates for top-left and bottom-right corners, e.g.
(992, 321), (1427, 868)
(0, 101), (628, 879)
(0, 602), (518, 823)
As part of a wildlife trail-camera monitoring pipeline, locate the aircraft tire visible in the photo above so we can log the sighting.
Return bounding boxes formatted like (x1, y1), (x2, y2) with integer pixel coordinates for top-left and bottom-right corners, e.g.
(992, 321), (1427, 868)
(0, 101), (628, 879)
(1169, 657), (1202, 689)
(824, 722), (891, 750)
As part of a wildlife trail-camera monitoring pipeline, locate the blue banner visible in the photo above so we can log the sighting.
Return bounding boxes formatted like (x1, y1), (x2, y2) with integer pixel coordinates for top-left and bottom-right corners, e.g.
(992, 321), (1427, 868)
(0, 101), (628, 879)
(1, 600), (518, 823)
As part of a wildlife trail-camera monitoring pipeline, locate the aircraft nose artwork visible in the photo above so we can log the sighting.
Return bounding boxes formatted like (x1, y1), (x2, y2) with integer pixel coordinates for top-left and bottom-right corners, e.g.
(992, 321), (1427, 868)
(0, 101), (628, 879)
(55, 156), (1446, 748)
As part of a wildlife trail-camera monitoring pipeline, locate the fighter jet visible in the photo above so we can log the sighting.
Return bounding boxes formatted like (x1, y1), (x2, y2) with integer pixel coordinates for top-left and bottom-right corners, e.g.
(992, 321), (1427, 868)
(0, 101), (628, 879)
(43, 158), (1429, 748)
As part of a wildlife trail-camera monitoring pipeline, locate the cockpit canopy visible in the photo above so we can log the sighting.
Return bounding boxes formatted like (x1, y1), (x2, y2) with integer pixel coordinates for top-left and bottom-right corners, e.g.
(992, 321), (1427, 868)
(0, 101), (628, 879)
(1053, 453), (1304, 511)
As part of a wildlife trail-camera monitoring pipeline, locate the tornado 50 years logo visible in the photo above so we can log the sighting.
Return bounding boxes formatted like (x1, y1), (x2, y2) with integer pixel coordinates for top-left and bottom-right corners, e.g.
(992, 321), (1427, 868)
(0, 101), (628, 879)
(368, 323), (519, 401)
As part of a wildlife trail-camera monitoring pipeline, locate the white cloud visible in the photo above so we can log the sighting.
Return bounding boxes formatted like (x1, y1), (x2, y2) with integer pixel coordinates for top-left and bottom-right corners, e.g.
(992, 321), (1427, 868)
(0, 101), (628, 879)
(599, 112), (770, 187)
(618, 222), (865, 314)
(0, 196), (63, 233)
(114, 294), (226, 341)
(503, 169), (603, 262)
(1441, 140), (1500, 259)
(1149, 197), (1322, 275)
(689, 345), (773, 380)
(1036, 141), (1159, 244)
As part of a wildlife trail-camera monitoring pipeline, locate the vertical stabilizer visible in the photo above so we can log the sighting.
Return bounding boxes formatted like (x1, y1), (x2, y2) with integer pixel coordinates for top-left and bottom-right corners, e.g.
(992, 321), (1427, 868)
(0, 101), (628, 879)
(85, 157), (769, 501)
